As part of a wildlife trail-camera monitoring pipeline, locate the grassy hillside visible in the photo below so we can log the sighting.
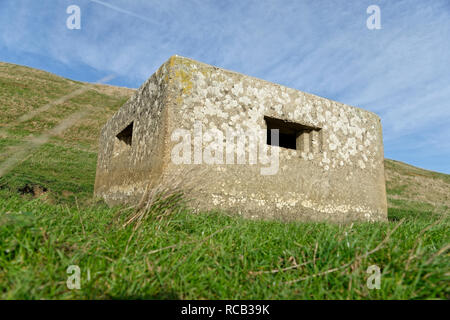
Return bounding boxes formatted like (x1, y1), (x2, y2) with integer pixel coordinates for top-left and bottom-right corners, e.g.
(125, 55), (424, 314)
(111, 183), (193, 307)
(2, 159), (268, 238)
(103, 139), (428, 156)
(0, 61), (133, 203)
(0, 62), (448, 299)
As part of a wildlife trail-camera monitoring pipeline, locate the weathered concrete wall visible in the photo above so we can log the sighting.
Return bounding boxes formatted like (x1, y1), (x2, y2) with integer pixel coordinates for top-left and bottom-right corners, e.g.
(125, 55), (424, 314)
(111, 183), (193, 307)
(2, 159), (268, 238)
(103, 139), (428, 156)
(95, 55), (387, 223)
(94, 62), (172, 204)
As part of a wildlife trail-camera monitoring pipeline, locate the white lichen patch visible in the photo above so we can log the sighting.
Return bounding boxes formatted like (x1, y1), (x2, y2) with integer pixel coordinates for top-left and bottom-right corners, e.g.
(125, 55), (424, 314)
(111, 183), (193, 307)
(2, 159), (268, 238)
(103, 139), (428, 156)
(174, 59), (382, 173)
(95, 56), (387, 223)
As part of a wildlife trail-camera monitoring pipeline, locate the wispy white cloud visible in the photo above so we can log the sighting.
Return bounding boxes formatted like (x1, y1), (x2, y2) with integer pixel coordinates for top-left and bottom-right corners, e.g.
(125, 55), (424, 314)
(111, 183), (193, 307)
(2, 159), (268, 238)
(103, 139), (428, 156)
(0, 0), (449, 173)
(87, 0), (160, 25)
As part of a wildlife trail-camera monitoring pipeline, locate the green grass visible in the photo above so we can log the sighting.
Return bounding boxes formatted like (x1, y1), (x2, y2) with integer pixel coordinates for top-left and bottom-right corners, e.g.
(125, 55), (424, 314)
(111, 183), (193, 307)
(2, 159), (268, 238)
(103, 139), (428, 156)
(0, 61), (448, 299)
(0, 189), (448, 299)
(0, 139), (97, 205)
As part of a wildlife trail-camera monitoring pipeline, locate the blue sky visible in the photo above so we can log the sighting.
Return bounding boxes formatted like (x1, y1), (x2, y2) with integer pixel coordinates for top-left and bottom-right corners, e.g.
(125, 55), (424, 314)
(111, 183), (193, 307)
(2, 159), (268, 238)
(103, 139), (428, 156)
(0, 0), (449, 173)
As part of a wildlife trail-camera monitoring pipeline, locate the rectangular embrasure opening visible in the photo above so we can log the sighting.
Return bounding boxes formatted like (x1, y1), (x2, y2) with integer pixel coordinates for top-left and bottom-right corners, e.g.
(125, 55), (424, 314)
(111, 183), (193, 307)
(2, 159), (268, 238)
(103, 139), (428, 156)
(113, 121), (133, 157)
(117, 122), (133, 146)
(264, 116), (322, 152)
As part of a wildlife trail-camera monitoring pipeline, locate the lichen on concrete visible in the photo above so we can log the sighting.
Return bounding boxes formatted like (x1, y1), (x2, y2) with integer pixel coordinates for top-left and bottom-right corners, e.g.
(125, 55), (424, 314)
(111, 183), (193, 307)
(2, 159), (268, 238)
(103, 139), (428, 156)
(94, 55), (388, 223)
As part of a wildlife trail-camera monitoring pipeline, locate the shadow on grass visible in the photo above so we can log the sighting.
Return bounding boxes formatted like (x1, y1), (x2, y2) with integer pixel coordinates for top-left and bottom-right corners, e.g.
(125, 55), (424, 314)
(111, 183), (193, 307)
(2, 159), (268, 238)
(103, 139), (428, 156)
(388, 207), (438, 222)
(109, 290), (180, 300)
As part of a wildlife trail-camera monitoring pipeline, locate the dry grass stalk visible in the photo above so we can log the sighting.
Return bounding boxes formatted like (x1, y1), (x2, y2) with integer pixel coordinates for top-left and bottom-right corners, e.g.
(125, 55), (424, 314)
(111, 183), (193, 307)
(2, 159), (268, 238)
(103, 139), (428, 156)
(284, 218), (405, 285)
(248, 260), (314, 276)
(122, 167), (209, 230)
